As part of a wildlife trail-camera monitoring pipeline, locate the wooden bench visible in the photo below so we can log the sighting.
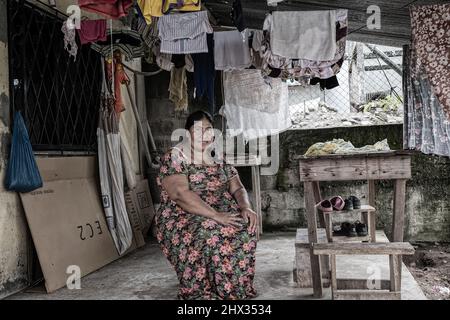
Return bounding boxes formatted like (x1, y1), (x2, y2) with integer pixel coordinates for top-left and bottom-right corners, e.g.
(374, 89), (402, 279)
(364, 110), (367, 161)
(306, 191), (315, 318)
(312, 242), (415, 300)
(294, 228), (330, 288)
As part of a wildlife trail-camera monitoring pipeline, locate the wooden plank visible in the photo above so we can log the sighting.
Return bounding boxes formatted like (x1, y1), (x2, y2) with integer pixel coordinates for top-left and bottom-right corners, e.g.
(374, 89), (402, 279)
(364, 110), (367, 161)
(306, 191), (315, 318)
(389, 255), (402, 292)
(312, 181), (325, 228)
(324, 213), (333, 242)
(299, 155), (411, 182)
(312, 242), (415, 255)
(333, 290), (401, 300)
(295, 228), (328, 245)
(337, 279), (391, 291)
(330, 254), (337, 299)
(368, 180), (376, 206)
(392, 179), (407, 242)
(369, 211), (377, 242)
(322, 205), (376, 215)
(304, 182), (323, 298)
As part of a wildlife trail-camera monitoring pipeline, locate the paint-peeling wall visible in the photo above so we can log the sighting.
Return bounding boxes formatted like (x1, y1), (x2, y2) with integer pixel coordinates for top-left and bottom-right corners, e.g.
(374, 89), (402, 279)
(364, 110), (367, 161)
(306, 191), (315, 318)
(0, 0), (29, 299)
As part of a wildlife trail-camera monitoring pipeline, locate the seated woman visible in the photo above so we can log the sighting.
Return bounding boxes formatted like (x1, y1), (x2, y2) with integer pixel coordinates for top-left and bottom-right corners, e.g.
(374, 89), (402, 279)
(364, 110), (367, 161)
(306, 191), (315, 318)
(155, 110), (259, 300)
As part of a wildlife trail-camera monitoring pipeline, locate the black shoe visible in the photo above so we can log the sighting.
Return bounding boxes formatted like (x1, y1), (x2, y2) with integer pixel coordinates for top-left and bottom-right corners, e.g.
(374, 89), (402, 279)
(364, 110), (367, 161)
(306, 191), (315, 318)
(355, 221), (368, 236)
(343, 198), (353, 211)
(349, 195), (361, 209)
(339, 222), (357, 237)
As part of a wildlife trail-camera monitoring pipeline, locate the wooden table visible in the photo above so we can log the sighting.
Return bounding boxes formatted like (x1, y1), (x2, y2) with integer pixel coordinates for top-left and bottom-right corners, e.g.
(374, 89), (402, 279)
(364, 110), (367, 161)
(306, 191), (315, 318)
(298, 151), (412, 298)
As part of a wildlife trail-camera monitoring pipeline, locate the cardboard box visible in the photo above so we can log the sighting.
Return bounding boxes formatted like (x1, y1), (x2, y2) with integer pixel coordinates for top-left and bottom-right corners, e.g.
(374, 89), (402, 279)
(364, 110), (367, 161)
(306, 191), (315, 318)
(124, 179), (156, 237)
(124, 192), (146, 248)
(20, 157), (124, 293)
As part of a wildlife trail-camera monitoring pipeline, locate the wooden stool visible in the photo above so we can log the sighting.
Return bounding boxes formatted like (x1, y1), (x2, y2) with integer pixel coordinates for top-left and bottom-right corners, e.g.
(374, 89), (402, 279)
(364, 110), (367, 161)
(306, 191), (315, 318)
(313, 242), (415, 300)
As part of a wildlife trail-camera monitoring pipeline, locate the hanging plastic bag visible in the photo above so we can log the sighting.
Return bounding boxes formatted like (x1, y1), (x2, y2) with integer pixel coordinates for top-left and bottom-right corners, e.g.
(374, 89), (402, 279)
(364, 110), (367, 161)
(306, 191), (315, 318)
(4, 111), (43, 193)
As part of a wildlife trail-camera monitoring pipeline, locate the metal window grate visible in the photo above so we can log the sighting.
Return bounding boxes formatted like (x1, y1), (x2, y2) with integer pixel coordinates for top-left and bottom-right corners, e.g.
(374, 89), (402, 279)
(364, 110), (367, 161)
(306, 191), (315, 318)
(8, 0), (101, 152)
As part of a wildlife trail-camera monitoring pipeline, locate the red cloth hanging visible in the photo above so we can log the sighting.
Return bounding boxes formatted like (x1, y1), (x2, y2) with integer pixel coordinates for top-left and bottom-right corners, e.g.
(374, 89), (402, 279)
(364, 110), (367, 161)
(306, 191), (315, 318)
(78, 0), (133, 19)
(104, 51), (130, 115)
(77, 20), (107, 45)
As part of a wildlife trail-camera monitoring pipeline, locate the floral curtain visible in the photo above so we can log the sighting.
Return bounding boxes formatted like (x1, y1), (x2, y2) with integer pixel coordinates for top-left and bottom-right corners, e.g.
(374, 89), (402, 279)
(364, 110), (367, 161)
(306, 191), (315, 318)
(410, 4), (450, 120)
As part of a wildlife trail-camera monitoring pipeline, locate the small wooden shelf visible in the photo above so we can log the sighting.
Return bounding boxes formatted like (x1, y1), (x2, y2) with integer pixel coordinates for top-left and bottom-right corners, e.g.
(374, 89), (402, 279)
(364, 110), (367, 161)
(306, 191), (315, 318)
(332, 234), (371, 243)
(322, 205), (376, 215)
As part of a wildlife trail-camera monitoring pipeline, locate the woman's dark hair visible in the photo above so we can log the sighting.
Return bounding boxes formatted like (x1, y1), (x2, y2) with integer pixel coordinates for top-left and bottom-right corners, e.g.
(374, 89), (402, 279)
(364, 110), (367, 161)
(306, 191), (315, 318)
(184, 110), (213, 130)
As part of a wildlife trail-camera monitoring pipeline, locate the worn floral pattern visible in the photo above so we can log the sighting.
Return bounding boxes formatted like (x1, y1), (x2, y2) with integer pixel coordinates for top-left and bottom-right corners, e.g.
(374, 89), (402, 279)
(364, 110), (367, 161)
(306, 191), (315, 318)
(155, 147), (258, 300)
(410, 4), (450, 120)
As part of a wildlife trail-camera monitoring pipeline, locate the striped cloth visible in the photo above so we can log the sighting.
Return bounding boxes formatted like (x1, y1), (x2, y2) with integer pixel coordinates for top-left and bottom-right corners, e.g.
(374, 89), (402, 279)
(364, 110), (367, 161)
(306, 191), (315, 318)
(158, 11), (212, 54)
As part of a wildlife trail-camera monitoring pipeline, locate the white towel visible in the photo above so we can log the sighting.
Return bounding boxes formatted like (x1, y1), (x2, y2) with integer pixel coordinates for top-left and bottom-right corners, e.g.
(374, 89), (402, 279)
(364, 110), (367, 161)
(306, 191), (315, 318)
(223, 69), (287, 113)
(221, 70), (291, 141)
(271, 10), (336, 61)
(214, 30), (251, 71)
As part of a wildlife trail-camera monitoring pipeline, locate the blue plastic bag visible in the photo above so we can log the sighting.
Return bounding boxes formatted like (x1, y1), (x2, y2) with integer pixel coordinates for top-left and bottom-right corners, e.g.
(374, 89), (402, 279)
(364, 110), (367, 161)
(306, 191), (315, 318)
(4, 111), (43, 193)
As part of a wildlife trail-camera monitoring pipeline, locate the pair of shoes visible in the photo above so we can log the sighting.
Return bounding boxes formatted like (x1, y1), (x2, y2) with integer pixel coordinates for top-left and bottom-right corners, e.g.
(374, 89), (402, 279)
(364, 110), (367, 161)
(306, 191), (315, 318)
(316, 196), (345, 212)
(342, 195), (361, 210)
(333, 221), (368, 237)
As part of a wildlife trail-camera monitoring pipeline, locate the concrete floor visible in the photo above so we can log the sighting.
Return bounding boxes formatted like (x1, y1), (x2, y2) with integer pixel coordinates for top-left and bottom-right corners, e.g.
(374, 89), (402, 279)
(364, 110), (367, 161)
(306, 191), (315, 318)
(8, 233), (426, 300)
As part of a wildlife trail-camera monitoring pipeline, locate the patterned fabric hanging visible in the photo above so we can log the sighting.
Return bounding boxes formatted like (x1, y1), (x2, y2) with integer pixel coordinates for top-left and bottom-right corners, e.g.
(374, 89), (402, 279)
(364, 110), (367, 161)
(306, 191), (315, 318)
(410, 4), (450, 120)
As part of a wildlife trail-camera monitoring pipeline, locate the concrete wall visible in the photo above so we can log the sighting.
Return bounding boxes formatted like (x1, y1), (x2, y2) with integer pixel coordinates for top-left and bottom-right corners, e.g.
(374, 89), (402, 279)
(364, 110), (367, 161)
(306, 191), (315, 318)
(0, 0), (30, 299)
(146, 71), (450, 242)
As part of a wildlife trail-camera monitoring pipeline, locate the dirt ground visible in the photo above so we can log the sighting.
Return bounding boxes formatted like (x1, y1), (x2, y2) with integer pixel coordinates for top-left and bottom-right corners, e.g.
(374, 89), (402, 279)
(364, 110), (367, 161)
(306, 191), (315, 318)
(405, 242), (450, 300)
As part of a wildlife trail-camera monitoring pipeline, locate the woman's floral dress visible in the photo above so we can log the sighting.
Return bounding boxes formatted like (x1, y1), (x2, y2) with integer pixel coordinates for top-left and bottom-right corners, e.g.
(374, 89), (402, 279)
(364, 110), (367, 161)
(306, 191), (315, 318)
(155, 147), (258, 300)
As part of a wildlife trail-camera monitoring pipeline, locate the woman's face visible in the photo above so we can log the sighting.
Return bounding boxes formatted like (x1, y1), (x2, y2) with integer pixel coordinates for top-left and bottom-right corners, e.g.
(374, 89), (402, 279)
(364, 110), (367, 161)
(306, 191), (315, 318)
(189, 117), (214, 152)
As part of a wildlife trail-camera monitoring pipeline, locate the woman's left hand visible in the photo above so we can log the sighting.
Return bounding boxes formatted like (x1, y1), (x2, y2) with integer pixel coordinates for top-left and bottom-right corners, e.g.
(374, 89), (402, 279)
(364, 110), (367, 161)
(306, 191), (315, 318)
(241, 208), (258, 234)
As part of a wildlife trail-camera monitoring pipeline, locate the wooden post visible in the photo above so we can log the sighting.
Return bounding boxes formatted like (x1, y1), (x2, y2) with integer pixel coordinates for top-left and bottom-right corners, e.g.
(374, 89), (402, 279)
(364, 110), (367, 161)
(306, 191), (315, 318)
(392, 179), (407, 242)
(368, 180), (375, 207)
(330, 254), (337, 300)
(304, 182), (323, 298)
(312, 181), (325, 228)
(389, 255), (402, 292)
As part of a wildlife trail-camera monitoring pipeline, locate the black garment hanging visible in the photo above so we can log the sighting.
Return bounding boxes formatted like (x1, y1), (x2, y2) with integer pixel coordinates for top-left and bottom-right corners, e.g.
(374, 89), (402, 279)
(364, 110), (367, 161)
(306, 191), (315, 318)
(231, 0), (246, 32)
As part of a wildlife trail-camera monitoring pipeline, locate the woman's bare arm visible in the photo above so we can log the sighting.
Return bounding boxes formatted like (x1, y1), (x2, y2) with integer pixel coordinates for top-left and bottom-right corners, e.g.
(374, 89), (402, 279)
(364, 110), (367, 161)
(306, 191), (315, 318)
(229, 175), (258, 234)
(162, 174), (243, 227)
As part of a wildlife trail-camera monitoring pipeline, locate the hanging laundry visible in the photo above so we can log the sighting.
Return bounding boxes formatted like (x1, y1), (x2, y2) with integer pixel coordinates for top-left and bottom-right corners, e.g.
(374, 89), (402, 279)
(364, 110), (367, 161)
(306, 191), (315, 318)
(169, 66), (188, 112)
(104, 50), (130, 114)
(267, 0), (284, 6)
(78, 0), (133, 19)
(248, 29), (264, 69)
(270, 10), (336, 61)
(61, 21), (78, 60)
(221, 98), (291, 141)
(410, 3), (450, 120)
(162, 0), (202, 14)
(310, 76), (339, 90)
(221, 70), (291, 141)
(77, 20), (107, 45)
(91, 29), (146, 60)
(137, 0), (163, 25)
(223, 69), (287, 113)
(231, 0), (246, 32)
(214, 30), (251, 71)
(192, 33), (215, 115)
(261, 9), (347, 81)
(158, 11), (212, 54)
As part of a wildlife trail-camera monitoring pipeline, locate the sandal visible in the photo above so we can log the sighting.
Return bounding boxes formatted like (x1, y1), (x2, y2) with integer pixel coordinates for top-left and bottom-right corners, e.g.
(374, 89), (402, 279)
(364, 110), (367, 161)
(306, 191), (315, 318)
(330, 196), (345, 211)
(316, 199), (333, 212)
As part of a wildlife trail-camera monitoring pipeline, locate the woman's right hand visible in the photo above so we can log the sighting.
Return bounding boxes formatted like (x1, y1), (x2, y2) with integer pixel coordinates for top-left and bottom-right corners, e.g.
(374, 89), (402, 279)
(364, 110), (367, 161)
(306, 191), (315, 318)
(214, 212), (243, 228)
